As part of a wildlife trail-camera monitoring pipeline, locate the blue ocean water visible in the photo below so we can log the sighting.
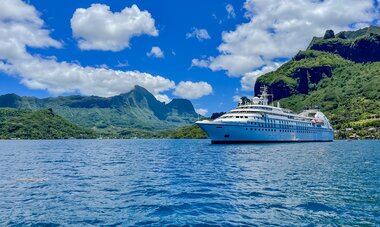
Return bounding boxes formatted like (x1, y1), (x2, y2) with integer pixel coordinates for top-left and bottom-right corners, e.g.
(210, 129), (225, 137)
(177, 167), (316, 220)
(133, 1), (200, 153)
(0, 139), (379, 226)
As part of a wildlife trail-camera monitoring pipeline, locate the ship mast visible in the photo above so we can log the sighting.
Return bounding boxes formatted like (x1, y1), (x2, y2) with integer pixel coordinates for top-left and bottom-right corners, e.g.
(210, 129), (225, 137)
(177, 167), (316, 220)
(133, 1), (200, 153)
(259, 86), (273, 105)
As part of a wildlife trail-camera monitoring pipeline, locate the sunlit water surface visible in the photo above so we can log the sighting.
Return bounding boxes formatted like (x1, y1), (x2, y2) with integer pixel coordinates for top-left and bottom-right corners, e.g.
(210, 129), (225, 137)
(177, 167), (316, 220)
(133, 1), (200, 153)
(0, 140), (379, 226)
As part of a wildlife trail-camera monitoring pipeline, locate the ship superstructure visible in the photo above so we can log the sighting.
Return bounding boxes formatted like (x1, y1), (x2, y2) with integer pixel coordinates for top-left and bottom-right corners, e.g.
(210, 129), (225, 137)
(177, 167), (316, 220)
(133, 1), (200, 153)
(196, 87), (334, 144)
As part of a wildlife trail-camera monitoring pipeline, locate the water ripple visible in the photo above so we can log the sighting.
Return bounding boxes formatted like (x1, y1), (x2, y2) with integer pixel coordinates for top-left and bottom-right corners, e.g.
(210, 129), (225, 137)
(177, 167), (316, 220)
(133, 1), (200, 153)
(0, 139), (379, 226)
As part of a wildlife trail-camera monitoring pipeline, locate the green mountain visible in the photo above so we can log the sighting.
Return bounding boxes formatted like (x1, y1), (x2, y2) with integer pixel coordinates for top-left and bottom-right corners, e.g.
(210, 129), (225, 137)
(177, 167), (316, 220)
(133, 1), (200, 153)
(255, 26), (380, 133)
(0, 85), (199, 134)
(0, 108), (96, 139)
(308, 26), (380, 63)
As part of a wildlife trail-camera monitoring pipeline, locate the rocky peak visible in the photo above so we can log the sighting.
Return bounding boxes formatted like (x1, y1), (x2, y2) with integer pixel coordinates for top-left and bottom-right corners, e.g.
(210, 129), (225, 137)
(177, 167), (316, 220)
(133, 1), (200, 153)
(166, 99), (197, 116)
(308, 26), (380, 63)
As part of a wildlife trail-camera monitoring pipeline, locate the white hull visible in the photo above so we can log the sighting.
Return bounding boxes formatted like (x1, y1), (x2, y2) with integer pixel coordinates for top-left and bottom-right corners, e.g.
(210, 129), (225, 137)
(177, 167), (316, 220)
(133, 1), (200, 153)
(197, 121), (334, 144)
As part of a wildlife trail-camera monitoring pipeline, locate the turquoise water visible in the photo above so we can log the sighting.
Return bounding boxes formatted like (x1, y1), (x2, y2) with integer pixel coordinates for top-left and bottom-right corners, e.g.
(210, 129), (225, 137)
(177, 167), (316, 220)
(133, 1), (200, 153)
(0, 140), (379, 226)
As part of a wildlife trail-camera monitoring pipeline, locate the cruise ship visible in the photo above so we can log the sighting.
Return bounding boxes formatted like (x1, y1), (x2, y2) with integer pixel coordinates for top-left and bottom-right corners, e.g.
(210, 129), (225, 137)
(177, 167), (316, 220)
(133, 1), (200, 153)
(196, 87), (334, 144)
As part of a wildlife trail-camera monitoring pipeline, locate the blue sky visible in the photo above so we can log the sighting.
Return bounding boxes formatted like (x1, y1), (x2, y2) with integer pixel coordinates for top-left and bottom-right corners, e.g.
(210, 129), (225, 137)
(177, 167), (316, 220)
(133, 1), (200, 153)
(0, 0), (379, 115)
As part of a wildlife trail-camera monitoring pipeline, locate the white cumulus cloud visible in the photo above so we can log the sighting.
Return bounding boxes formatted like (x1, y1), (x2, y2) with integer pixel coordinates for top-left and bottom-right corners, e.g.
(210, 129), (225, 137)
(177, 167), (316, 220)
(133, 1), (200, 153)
(1, 57), (176, 97)
(147, 46), (164, 58)
(241, 63), (282, 92)
(190, 58), (211, 68)
(207, 0), (378, 78)
(71, 4), (158, 51)
(195, 108), (208, 116)
(0, 0), (175, 98)
(173, 81), (213, 100)
(154, 94), (172, 103)
(186, 28), (211, 41)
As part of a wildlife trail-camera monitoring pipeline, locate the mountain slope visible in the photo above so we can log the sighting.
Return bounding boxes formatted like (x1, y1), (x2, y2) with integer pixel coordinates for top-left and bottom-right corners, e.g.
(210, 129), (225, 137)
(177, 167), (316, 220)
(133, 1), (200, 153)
(0, 86), (199, 133)
(0, 108), (96, 139)
(255, 26), (380, 131)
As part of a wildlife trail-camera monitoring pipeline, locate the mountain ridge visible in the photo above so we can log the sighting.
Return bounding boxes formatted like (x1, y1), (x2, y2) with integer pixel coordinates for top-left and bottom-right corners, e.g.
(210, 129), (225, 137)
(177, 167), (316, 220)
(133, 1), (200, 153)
(307, 26), (380, 63)
(0, 85), (199, 133)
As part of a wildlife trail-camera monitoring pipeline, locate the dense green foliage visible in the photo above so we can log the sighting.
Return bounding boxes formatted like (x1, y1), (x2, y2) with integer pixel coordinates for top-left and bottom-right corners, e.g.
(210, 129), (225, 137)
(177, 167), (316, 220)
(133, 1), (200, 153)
(256, 26), (380, 139)
(162, 124), (207, 139)
(255, 50), (350, 100)
(258, 50), (349, 86)
(279, 61), (380, 127)
(0, 108), (96, 139)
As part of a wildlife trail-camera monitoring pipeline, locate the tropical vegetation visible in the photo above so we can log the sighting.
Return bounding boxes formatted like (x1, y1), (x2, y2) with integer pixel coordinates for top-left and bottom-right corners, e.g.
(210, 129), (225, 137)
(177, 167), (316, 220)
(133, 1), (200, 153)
(0, 108), (96, 139)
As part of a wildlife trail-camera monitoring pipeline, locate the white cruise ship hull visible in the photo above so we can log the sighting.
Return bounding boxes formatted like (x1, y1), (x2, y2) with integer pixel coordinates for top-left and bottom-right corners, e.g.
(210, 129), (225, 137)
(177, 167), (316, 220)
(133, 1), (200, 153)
(197, 121), (334, 144)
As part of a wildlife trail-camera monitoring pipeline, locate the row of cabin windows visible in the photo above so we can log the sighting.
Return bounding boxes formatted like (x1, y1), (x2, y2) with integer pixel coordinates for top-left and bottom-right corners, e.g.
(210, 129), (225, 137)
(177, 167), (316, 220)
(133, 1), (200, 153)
(226, 115), (314, 127)
(245, 128), (320, 133)
(246, 123), (326, 131)
(268, 119), (312, 127)
(248, 121), (315, 130)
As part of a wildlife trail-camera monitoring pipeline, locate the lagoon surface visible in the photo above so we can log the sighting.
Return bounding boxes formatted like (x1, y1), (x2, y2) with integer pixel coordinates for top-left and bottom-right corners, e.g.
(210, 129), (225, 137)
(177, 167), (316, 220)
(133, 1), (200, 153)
(0, 140), (379, 226)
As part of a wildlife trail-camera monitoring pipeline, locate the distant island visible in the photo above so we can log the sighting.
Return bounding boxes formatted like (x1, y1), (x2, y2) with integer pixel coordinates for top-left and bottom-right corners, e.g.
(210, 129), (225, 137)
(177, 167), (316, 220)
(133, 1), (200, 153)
(0, 26), (379, 140)
(0, 86), (207, 139)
